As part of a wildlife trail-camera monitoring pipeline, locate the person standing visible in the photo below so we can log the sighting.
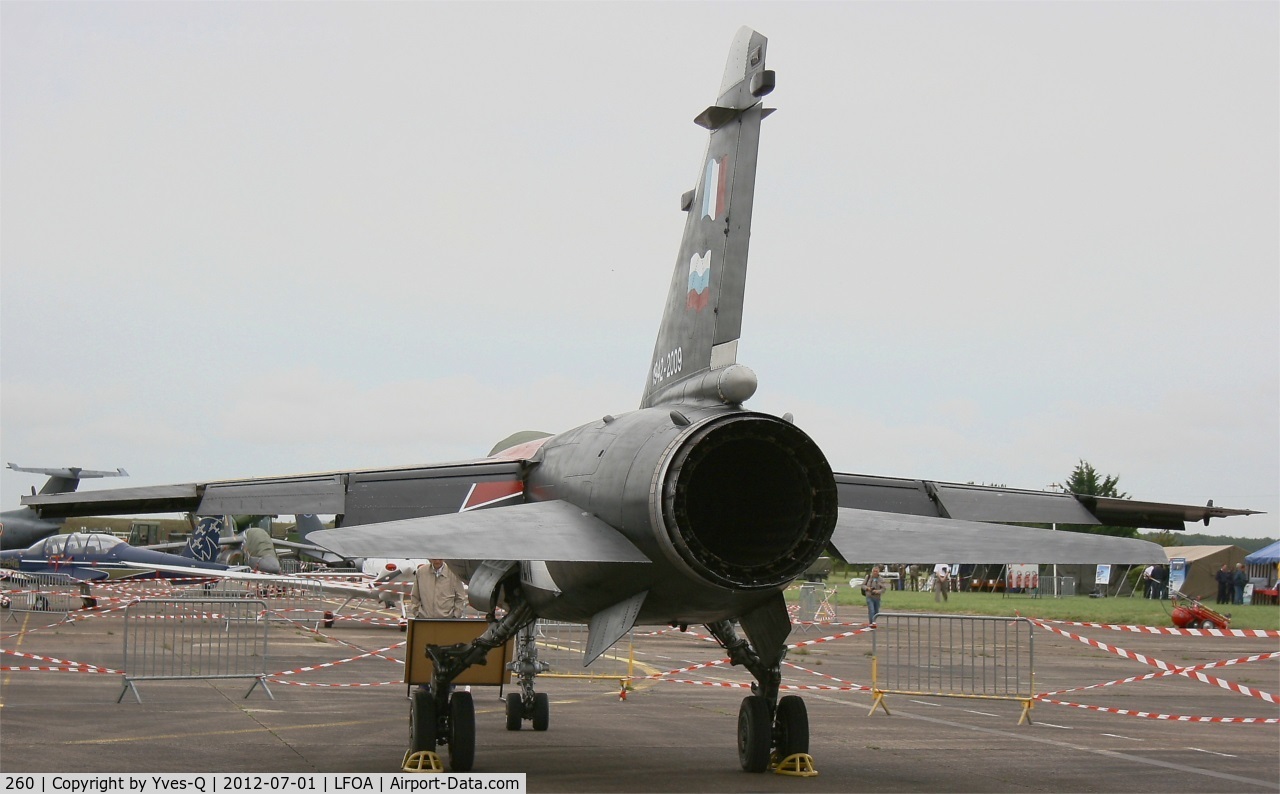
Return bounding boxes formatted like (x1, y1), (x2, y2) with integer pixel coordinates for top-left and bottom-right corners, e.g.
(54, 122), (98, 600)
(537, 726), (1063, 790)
(1215, 564), (1232, 605)
(409, 559), (467, 619)
(1232, 563), (1248, 605)
(1154, 564), (1170, 600)
(1142, 564), (1155, 599)
(865, 565), (886, 625)
(933, 563), (950, 603)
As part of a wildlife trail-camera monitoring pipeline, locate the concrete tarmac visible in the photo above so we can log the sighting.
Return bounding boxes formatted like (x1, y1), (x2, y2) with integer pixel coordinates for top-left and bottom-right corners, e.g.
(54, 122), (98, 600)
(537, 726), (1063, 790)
(2, 601), (1277, 792)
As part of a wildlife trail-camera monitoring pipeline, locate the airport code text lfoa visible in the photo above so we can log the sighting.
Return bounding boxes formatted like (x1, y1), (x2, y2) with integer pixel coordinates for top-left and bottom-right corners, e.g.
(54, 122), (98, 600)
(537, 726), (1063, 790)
(4, 775), (526, 794)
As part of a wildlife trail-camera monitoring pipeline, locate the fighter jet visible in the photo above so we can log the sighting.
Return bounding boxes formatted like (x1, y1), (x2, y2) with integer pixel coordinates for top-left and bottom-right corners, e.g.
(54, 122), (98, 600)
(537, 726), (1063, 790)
(19, 28), (1259, 774)
(1, 464), (128, 550)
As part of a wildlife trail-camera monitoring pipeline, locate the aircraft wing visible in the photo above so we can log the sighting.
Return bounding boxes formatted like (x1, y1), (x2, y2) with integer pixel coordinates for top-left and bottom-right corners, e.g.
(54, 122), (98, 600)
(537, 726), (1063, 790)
(829, 507), (1167, 564)
(22, 483), (202, 517)
(20, 459), (523, 519)
(836, 473), (1259, 530)
(309, 500), (652, 564)
(118, 561), (406, 603)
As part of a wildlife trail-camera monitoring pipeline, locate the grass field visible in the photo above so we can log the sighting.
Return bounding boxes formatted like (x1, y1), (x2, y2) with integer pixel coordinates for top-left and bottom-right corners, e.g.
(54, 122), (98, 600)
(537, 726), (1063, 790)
(790, 585), (1279, 630)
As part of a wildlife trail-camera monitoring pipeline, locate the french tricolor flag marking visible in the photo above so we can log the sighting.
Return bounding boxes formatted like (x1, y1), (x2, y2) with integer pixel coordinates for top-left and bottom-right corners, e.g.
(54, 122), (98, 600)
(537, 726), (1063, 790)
(702, 155), (728, 220)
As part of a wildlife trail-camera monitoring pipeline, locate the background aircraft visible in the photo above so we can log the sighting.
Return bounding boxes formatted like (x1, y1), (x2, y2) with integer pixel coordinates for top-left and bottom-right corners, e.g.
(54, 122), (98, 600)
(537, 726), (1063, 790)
(0, 531), (228, 581)
(1, 464), (129, 551)
(15, 27), (1260, 775)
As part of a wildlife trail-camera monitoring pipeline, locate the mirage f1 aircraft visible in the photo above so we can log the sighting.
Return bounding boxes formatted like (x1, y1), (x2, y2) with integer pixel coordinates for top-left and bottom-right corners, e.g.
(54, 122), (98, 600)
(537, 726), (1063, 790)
(22, 28), (1258, 774)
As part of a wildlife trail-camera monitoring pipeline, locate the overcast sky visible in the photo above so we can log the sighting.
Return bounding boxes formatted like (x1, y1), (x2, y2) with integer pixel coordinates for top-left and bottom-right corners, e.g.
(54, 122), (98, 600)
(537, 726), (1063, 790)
(2, 2), (1276, 540)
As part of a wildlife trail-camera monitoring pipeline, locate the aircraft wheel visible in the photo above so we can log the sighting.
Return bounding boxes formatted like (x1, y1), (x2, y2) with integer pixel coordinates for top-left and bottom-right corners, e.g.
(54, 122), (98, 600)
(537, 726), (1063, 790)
(34, 596), (50, 612)
(531, 692), (550, 731)
(409, 688), (437, 753)
(505, 692), (523, 731)
(448, 691), (476, 772)
(737, 695), (771, 773)
(774, 695), (809, 758)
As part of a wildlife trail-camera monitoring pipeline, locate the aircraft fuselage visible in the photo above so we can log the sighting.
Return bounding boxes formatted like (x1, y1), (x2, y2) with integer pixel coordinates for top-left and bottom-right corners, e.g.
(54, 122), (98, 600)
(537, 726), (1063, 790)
(519, 403), (837, 624)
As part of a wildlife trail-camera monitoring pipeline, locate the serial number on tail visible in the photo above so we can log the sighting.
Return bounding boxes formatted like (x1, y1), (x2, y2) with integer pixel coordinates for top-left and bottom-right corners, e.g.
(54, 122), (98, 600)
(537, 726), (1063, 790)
(652, 347), (683, 386)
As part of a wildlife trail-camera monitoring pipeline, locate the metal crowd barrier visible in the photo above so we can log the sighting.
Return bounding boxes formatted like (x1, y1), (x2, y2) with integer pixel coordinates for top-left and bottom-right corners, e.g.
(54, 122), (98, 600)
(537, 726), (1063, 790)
(173, 577), (333, 628)
(535, 620), (636, 681)
(118, 597), (273, 703)
(2, 572), (87, 622)
(794, 582), (839, 627)
(870, 612), (1035, 724)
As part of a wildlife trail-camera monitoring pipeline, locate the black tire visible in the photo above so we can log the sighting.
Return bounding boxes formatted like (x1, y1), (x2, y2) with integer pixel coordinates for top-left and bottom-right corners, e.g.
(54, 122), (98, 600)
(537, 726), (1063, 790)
(448, 691), (476, 772)
(531, 692), (550, 731)
(1200, 619), (1216, 630)
(505, 692), (523, 731)
(409, 688), (437, 753)
(34, 596), (50, 612)
(775, 695), (809, 758)
(737, 695), (771, 773)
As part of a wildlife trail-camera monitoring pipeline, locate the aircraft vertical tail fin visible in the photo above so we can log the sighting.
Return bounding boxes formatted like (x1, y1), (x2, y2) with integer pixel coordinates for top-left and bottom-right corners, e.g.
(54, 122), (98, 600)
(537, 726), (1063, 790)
(295, 513), (347, 566)
(640, 27), (775, 409)
(181, 515), (225, 562)
(295, 513), (326, 542)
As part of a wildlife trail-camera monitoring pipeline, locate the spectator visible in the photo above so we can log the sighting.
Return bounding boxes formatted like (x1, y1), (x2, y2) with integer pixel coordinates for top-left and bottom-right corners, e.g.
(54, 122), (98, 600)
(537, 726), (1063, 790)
(933, 563), (950, 603)
(1232, 563), (1248, 605)
(409, 559), (467, 619)
(1153, 564), (1169, 600)
(1215, 564), (1232, 605)
(865, 565), (885, 625)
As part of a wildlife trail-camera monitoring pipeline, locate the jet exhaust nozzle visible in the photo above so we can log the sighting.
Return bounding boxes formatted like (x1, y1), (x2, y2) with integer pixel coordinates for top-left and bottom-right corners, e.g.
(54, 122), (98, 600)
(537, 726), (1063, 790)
(661, 414), (837, 589)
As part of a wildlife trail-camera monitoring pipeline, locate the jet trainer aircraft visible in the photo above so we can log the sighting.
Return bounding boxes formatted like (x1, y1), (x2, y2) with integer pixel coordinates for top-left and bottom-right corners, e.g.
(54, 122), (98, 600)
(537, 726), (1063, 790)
(20, 28), (1259, 774)
(0, 531), (229, 581)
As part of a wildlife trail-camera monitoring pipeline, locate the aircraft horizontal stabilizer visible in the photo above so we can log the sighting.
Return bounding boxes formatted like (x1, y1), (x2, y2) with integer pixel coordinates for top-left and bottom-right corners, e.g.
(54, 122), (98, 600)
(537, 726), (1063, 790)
(7, 464), (128, 479)
(309, 500), (652, 564)
(829, 507), (1167, 565)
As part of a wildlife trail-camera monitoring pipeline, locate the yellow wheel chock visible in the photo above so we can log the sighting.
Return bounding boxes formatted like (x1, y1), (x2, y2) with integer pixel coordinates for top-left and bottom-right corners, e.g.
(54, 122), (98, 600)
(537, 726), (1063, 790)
(401, 750), (445, 773)
(772, 752), (818, 777)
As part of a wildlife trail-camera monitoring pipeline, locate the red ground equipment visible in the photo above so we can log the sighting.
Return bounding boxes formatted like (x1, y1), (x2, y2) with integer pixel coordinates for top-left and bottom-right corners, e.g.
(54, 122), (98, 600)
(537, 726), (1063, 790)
(1169, 587), (1231, 630)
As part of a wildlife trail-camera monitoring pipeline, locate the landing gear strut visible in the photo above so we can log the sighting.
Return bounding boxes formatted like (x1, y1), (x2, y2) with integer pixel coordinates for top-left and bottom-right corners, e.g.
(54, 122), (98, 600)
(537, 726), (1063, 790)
(505, 621), (550, 731)
(408, 599), (537, 771)
(707, 618), (810, 773)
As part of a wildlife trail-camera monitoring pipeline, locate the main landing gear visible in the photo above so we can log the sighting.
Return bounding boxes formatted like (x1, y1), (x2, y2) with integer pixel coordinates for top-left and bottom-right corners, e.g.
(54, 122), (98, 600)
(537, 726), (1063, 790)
(706, 618), (810, 773)
(408, 600), (537, 772)
(505, 622), (550, 731)
(410, 685), (476, 772)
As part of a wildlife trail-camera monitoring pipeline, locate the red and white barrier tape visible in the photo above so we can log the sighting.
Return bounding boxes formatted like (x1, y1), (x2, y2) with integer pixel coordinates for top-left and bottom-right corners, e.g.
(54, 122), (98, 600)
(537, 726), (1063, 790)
(1036, 697), (1280, 724)
(1, 647), (120, 674)
(266, 679), (401, 687)
(270, 642), (407, 677)
(1030, 618), (1280, 708)
(634, 623), (872, 683)
(656, 678), (867, 692)
(1041, 619), (1279, 638)
(784, 659), (868, 690)
(1040, 651), (1280, 698)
